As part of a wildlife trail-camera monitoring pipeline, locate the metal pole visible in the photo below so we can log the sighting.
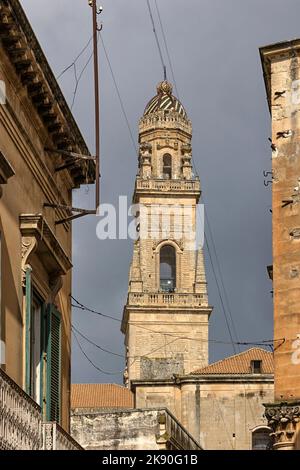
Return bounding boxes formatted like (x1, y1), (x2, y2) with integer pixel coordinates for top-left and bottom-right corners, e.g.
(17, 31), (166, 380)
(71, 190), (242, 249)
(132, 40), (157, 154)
(92, 1), (100, 212)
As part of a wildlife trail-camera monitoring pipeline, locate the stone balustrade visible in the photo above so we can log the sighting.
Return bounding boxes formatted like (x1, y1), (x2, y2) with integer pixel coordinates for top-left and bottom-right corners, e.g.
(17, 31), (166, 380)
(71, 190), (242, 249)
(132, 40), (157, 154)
(139, 111), (192, 135)
(135, 178), (200, 194)
(0, 368), (41, 450)
(0, 367), (83, 450)
(128, 292), (207, 308)
(42, 422), (83, 450)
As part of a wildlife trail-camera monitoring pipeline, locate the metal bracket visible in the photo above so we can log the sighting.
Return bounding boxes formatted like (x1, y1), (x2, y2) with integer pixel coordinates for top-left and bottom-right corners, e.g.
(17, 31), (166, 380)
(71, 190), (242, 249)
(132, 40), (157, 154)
(282, 200), (293, 208)
(45, 147), (96, 161)
(44, 203), (96, 225)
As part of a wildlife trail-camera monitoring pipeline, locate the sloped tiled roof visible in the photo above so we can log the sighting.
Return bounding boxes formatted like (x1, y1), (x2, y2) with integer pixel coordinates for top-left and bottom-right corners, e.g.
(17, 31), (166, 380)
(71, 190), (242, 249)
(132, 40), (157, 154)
(191, 348), (274, 376)
(71, 384), (134, 409)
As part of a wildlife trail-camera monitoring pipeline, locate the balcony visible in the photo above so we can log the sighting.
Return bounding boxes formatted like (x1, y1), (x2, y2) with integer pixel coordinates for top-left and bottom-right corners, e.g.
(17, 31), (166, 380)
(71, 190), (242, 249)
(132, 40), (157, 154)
(134, 178), (201, 202)
(0, 368), (83, 450)
(0, 368), (41, 450)
(127, 292), (208, 308)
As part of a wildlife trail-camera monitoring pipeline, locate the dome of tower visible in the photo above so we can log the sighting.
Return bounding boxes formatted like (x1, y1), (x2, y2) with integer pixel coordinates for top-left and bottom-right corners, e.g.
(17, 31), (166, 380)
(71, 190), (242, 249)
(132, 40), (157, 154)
(143, 80), (188, 118)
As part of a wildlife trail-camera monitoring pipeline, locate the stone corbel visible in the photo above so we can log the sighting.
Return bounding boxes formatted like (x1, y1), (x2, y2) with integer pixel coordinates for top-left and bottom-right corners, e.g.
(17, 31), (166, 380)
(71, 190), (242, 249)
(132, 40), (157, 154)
(21, 236), (38, 287)
(20, 214), (72, 292)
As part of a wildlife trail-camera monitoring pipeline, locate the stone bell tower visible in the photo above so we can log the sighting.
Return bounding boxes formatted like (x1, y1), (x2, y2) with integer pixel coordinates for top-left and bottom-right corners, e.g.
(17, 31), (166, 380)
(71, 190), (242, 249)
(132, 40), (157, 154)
(121, 81), (212, 386)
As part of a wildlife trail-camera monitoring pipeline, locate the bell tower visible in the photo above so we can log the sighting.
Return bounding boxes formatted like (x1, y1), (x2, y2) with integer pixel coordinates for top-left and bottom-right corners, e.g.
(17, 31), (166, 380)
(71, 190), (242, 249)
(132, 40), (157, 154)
(122, 81), (212, 385)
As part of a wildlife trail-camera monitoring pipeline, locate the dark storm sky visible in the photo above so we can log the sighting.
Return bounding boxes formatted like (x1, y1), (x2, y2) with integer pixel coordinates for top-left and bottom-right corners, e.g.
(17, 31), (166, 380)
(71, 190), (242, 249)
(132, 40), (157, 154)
(20, 0), (297, 384)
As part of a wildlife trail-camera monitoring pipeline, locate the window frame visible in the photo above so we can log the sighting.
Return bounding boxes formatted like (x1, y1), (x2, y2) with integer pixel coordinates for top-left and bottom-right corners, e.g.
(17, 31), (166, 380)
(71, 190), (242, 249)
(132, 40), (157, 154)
(162, 153), (172, 179)
(159, 244), (177, 292)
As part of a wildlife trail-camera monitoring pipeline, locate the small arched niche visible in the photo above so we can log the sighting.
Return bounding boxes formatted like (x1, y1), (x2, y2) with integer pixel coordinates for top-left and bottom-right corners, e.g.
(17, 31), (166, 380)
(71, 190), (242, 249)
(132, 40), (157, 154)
(160, 245), (176, 292)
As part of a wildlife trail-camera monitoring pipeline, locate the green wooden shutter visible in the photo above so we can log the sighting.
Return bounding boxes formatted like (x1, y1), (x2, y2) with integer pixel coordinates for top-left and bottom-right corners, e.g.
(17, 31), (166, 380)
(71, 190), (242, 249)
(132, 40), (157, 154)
(25, 267), (32, 394)
(46, 304), (61, 423)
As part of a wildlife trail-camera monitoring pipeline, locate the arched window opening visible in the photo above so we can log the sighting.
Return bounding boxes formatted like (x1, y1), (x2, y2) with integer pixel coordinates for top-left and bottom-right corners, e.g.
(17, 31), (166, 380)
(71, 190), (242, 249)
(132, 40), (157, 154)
(163, 154), (172, 179)
(160, 245), (176, 292)
(252, 427), (272, 450)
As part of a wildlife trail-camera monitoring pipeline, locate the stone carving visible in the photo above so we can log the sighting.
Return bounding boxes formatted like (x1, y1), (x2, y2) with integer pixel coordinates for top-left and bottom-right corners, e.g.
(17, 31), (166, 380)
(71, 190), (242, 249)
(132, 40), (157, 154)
(21, 236), (38, 287)
(140, 142), (152, 156)
(265, 403), (300, 449)
(157, 141), (178, 151)
(181, 143), (192, 156)
(157, 80), (173, 96)
(290, 228), (300, 239)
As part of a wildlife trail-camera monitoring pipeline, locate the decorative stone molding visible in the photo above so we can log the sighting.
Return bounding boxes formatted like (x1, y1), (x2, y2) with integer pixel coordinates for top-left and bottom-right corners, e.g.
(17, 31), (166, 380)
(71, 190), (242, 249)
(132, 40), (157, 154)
(157, 141), (178, 151)
(21, 236), (38, 286)
(140, 142), (152, 156)
(181, 143), (192, 156)
(264, 402), (300, 450)
(0, 151), (15, 198)
(20, 214), (72, 288)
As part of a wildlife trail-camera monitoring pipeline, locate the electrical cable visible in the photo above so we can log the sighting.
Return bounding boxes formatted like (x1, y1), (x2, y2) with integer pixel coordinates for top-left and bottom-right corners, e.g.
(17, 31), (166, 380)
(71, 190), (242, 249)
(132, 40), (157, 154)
(56, 35), (93, 80)
(72, 324), (124, 358)
(100, 33), (138, 155)
(146, 0), (166, 77)
(72, 330), (125, 375)
(154, 0), (179, 98)
(71, 295), (278, 348)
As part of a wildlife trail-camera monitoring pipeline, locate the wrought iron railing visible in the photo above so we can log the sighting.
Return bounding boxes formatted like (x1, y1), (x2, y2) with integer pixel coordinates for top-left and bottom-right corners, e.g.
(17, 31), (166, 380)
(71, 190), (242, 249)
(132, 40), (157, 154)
(0, 367), (41, 450)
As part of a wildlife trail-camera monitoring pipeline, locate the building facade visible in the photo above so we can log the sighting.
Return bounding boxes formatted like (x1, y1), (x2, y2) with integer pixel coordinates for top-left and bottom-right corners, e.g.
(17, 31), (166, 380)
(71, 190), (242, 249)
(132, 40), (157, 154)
(0, 0), (94, 449)
(260, 39), (300, 450)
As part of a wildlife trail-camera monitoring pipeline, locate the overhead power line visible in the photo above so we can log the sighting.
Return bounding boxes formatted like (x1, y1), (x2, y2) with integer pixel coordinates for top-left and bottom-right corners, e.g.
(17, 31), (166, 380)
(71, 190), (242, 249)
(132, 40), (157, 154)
(56, 35), (93, 80)
(72, 324), (124, 358)
(146, 0), (166, 79)
(154, 0), (179, 97)
(71, 295), (277, 349)
(99, 33), (138, 155)
(71, 295), (121, 322)
(73, 330), (125, 375)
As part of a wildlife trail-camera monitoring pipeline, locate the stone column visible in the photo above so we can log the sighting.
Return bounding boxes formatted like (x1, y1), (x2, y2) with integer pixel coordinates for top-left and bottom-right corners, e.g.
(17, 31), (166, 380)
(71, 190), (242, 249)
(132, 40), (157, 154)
(264, 402), (300, 450)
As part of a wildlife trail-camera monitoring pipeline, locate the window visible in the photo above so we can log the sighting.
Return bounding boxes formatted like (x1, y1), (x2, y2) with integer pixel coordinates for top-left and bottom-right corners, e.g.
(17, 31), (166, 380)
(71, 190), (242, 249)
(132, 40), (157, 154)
(30, 295), (43, 405)
(163, 154), (172, 179)
(251, 360), (262, 374)
(160, 245), (176, 292)
(252, 427), (272, 450)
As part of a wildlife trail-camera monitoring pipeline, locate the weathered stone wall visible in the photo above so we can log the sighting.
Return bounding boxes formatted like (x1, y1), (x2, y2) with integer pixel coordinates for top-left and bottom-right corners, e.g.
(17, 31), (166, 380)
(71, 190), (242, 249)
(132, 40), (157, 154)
(71, 408), (202, 451)
(134, 377), (274, 450)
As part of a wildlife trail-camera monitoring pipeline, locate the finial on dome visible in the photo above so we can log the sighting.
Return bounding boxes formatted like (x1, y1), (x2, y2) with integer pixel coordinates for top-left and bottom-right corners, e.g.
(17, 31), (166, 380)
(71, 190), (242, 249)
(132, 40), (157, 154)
(157, 80), (173, 96)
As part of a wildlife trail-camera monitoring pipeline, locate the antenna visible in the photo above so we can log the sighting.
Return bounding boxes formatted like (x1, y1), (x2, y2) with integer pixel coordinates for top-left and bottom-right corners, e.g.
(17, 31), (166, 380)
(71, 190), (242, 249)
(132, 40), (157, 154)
(163, 65), (167, 81)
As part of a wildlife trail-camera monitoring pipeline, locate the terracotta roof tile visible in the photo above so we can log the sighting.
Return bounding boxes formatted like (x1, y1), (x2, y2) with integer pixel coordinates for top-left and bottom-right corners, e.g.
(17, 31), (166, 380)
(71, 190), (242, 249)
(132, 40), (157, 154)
(71, 384), (134, 409)
(191, 348), (274, 375)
